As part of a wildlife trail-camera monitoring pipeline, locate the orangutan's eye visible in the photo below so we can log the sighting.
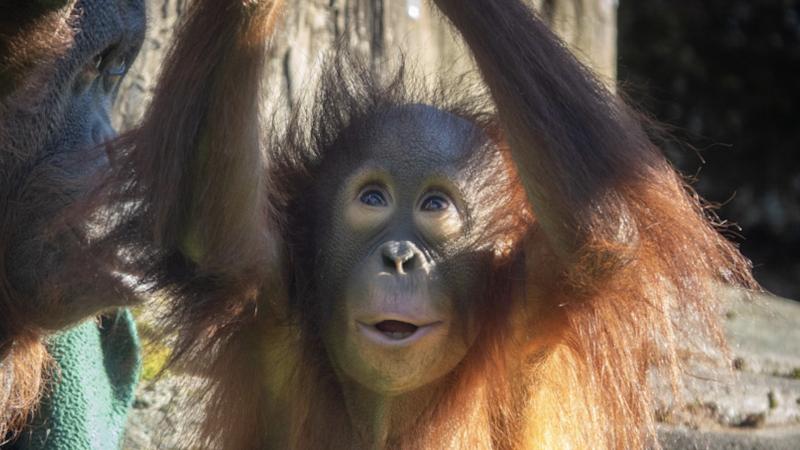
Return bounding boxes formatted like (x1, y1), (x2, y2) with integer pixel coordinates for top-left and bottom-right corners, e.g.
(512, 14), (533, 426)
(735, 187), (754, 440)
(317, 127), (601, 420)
(77, 47), (129, 94)
(420, 194), (450, 212)
(101, 55), (128, 92)
(359, 188), (388, 207)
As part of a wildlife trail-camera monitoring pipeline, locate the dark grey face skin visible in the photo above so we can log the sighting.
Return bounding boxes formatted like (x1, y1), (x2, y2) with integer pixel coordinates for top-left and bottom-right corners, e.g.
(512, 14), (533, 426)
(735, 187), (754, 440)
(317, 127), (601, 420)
(312, 105), (499, 398)
(2, 0), (146, 330)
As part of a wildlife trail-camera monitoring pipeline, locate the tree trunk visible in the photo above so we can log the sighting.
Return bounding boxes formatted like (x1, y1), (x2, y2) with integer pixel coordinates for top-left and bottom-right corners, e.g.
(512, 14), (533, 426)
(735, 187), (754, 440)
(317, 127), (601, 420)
(114, 0), (617, 129)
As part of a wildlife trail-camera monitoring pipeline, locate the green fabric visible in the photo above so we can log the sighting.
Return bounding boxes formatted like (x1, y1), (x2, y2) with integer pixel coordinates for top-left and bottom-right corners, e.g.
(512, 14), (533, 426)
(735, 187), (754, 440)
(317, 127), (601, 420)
(14, 309), (141, 450)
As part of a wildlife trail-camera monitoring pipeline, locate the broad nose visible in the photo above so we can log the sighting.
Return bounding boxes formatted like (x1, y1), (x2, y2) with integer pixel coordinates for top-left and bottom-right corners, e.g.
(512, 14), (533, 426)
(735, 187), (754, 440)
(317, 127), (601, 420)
(380, 241), (425, 275)
(92, 111), (117, 147)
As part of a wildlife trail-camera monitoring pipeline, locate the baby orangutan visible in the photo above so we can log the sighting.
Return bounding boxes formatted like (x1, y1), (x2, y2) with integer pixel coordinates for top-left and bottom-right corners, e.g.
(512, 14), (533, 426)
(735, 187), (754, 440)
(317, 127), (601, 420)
(87, 0), (756, 448)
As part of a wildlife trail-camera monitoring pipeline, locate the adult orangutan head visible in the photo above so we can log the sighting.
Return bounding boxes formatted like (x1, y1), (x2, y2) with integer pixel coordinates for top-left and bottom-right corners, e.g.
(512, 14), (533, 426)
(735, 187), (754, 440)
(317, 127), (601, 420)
(0, 0), (144, 438)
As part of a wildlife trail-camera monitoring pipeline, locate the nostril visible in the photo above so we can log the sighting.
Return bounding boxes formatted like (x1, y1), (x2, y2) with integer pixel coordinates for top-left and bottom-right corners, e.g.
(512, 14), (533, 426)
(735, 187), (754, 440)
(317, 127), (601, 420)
(400, 253), (417, 272)
(382, 252), (413, 274)
(382, 252), (397, 271)
(380, 241), (424, 274)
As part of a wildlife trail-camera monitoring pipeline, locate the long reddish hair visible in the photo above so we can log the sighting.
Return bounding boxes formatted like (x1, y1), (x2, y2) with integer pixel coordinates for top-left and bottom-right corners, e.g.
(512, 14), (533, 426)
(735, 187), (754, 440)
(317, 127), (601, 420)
(75, 0), (757, 448)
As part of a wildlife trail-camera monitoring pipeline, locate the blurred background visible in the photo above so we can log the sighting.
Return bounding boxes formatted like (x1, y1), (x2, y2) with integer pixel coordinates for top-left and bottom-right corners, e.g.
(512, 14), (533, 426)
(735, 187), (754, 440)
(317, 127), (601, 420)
(619, 0), (800, 301)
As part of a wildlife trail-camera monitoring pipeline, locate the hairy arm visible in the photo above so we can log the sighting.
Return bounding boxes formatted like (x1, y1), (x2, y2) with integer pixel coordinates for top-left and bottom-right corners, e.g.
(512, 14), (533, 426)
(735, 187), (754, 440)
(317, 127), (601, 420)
(83, 1), (289, 383)
(433, 0), (655, 273)
(108, 0), (284, 277)
(433, 4), (757, 447)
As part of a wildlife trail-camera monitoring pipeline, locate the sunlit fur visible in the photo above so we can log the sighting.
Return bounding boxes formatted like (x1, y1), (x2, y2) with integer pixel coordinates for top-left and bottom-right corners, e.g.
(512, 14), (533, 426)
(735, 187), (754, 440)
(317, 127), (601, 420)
(83, 0), (757, 449)
(0, 1), (75, 101)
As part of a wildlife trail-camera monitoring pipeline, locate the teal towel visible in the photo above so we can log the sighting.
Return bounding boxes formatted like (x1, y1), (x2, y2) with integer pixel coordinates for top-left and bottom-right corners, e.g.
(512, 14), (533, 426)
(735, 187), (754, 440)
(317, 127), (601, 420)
(12, 309), (141, 450)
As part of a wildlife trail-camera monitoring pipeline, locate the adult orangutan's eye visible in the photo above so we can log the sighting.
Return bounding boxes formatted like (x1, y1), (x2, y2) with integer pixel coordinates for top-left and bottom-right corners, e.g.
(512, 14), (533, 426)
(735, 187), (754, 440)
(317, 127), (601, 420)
(420, 194), (450, 212)
(77, 47), (129, 94)
(101, 55), (128, 92)
(359, 189), (388, 207)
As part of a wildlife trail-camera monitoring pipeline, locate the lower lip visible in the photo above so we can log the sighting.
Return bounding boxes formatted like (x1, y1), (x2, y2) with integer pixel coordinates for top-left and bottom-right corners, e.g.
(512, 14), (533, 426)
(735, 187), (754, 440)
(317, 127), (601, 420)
(356, 321), (443, 347)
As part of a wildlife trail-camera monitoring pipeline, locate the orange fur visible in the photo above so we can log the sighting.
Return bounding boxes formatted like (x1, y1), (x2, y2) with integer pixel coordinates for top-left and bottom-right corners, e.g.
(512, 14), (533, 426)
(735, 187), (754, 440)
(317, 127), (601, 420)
(83, 0), (758, 448)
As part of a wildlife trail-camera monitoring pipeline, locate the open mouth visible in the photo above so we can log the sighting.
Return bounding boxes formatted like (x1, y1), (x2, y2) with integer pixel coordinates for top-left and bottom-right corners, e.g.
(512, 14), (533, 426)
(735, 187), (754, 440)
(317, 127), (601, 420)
(374, 320), (419, 340)
(356, 318), (443, 346)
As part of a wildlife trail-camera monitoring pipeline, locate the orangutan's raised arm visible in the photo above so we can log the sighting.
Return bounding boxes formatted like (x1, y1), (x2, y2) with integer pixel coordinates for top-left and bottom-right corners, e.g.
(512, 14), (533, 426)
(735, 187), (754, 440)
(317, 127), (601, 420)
(105, 0), (284, 279)
(433, 0), (656, 272)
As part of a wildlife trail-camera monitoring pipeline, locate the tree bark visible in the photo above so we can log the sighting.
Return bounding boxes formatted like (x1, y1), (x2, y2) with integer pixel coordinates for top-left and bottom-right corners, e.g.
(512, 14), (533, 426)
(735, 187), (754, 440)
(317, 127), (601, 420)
(114, 0), (617, 128)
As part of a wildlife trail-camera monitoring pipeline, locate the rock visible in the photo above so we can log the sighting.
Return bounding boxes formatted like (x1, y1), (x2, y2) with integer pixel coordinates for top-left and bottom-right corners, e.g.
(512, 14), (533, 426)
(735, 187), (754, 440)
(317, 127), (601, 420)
(659, 425), (800, 450)
(656, 290), (800, 448)
(122, 375), (204, 450)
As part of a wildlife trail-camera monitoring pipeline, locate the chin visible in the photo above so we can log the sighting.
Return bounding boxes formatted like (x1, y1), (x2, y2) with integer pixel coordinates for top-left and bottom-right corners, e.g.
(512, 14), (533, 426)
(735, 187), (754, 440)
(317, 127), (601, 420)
(325, 314), (472, 396)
